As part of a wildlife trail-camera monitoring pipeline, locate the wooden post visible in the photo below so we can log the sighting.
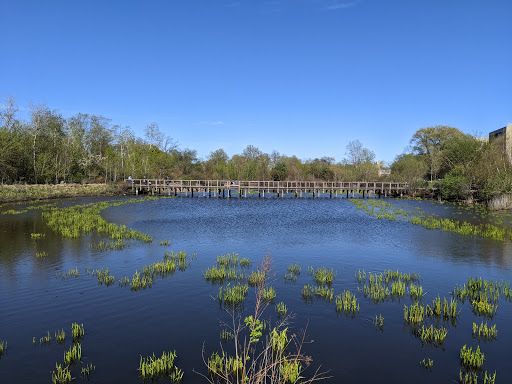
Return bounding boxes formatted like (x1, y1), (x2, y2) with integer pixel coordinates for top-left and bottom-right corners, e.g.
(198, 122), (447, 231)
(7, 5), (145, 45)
(191, 188), (194, 198)
(262, 190), (265, 198)
(362, 190), (365, 198)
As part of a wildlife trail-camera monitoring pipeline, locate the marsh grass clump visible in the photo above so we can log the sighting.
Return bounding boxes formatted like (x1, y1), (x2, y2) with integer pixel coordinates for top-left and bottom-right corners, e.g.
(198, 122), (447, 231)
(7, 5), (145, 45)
(55, 329), (65, 344)
(52, 363), (72, 384)
(426, 296), (460, 321)
(40, 331), (52, 344)
(139, 350), (183, 382)
(276, 302), (288, 318)
(63, 343), (82, 365)
(310, 267), (336, 286)
(118, 276), (130, 287)
(472, 322), (497, 341)
(420, 358), (434, 370)
(335, 290), (359, 315)
(218, 283), (249, 307)
(408, 284), (425, 301)
(302, 285), (314, 301)
(36, 251), (48, 258)
(89, 239), (128, 251)
(71, 323), (84, 342)
(248, 271), (265, 287)
(314, 286), (334, 301)
(404, 303), (424, 324)
(30, 233), (46, 239)
(240, 258), (252, 267)
(159, 240), (172, 246)
(0, 340), (6, 357)
(373, 314), (384, 330)
(81, 363), (95, 378)
(416, 325), (448, 346)
(460, 345), (485, 370)
(220, 329), (234, 343)
(57, 268), (79, 279)
(93, 268), (115, 286)
(217, 253), (239, 267)
(262, 287), (277, 302)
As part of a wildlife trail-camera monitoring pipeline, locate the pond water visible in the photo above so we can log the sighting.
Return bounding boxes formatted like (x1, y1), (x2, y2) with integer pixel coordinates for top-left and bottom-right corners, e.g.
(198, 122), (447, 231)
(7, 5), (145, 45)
(0, 196), (511, 383)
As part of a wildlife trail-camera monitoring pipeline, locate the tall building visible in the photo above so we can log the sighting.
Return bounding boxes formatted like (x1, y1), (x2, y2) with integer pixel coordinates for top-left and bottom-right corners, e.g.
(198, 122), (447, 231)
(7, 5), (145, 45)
(489, 123), (512, 162)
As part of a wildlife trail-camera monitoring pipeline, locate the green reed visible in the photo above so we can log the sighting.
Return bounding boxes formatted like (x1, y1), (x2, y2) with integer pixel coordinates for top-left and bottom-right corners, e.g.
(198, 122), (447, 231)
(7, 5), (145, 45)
(262, 287), (277, 302)
(89, 239), (128, 251)
(276, 302), (288, 318)
(139, 350), (183, 382)
(57, 268), (79, 279)
(30, 233), (46, 239)
(207, 351), (243, 377)
(63, 343), (82, 365)
(314, 286), (334, 301)
(217, 253), (239, 267)
(159, 240), (172, 246)
(460, 345), (485, 370)
(420, 358), (434, 370)
(40, 331), (52, 344)
(302, 285), (314, 301)
(240, 257), (252, 267)
(310, 267), (336, 286)
(404, 303), (424, 324)
(335, 290), (359, 315)
(55, 329), (65, 344)
(0, 340), (6, 356)
(220, 329), (234, 343)
(51, 363), (72, 384)
(218, 283), (249, 307)
(408, 284), (425, 301)
(425, 296), (460, 321)
(416, 325), (448, 345)
(472, 322), (497, 341)
(81, 363), (95, 378)
(93, 268), (115, 286)
(118, 276), (130, 286)
(71, 323), (84, 342)
(287, 263), (301, 275)
(373, 314), (384, 329)
(248, 271), (265, 287)
(36, 251), (48, 258)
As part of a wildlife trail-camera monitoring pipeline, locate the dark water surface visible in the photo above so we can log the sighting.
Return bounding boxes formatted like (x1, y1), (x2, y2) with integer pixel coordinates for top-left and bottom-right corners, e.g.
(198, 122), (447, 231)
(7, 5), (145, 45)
(1, 196), (511, 383)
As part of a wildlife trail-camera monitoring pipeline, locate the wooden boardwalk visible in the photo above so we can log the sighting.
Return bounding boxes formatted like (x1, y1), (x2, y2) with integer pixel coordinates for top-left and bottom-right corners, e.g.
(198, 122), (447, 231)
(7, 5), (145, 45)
(127, 179), (409, 198)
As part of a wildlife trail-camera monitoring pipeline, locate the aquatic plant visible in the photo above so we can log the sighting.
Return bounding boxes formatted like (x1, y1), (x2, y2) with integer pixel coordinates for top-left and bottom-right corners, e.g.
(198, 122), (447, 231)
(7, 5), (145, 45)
(248, 271), (265, 287)
(460, 345), (485, 370)
(40, 331), (52, 344)
(217, 253), (239, 267)
(218, 283), (249, 307)
(276, 302), (288, 318)
(420, 358), (434, 370)
(0, 340), (6, 357)
(335, 290), (359, 315)
(71, 323), (84, 342)
(139, 350), (183, 381)
(81, 363), (95, 378)
(36, 251), (48, 258)
(118, 276), (130, 286)
(302, 285), (314, 301)
(220, 329), (234, 343)
(408, 284), (425, 301)
(30, 233), (46, 239)
(416, 325), (448, 345)
(315, 286), (334, 301)
(63, 343), (82, 365)
(472, 322), (497, 341)
(262, 287), (277, 302)
(51, 363), (72, 384)
(159, 240), (172, 246)
(57, 268), (79, 279)
(404, 303), (424, 324)
(240, 258), (252, 267)
(310, 267), (336, 286)
(287, 263), (301, 275)
(55, 329), (65, 344)
(373, 314), (384, 329)
(93, 268), (115, 286)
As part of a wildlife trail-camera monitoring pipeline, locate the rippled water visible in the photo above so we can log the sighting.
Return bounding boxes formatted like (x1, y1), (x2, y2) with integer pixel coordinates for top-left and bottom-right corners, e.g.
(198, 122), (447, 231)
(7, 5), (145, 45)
(0, 196), (511, 383)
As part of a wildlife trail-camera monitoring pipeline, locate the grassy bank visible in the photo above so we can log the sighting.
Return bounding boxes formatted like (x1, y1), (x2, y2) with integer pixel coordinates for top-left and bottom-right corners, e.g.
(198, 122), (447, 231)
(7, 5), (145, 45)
(0, 183), (127, 203)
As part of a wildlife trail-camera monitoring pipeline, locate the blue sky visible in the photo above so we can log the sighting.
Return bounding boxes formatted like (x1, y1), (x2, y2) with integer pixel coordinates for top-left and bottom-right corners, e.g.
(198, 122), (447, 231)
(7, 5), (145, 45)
(1, 0), (511, 164)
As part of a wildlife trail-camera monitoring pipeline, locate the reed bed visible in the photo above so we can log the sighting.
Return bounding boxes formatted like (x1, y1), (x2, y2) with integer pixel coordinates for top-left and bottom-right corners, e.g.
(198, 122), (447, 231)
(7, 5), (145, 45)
(357, 269), (421, 303)
(416, 325), (448, 346)
(81, 363), (95, 378)
(472, 322), (497, 341)
(139, 350), (183, 382)
(63, 343), (82, 365)
(51, 363), (72, 384)
(420, 358), (433, 370)
(315, 286), (334, 301)
(459, 370), (496, 384)
(309, 267), (336, 286)
(71, 323), (84, 342)
(276, 302), (288, 318)
(408, 284), (425, 301)
(403, 303), (425, 324)
(218, 283), (249, 307)
(460, 345), (485, 370)
(335, 290), (359, 315)
(55, 329), (65, 344)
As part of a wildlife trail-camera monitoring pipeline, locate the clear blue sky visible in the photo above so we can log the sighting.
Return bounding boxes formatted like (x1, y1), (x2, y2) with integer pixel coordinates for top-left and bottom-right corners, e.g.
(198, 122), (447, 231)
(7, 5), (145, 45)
(1, 0), (511, 164)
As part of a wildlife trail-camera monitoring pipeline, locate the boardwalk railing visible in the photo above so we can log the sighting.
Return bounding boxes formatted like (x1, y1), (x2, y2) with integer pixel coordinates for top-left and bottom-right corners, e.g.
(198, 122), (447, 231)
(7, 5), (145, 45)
(126, 179), (409, 198)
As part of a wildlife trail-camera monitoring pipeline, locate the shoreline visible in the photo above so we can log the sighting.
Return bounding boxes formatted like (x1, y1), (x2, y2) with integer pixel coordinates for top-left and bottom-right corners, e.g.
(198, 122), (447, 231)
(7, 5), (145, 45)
(0, 183), (128, 204)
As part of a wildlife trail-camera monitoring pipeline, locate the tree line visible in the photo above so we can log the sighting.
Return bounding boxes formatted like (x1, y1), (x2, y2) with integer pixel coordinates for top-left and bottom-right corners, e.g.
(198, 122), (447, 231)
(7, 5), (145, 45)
(1, 97), (510, 201)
